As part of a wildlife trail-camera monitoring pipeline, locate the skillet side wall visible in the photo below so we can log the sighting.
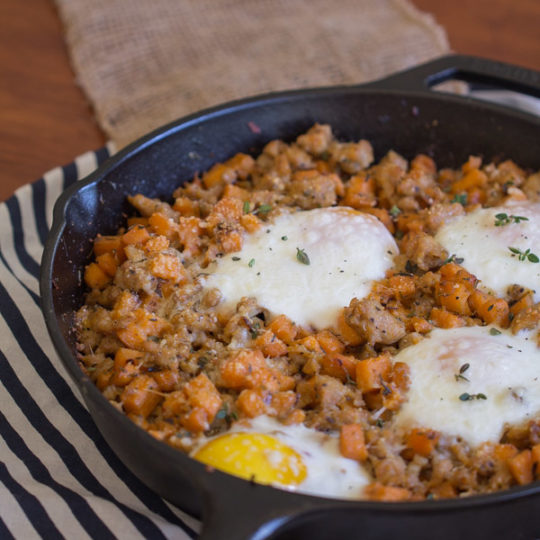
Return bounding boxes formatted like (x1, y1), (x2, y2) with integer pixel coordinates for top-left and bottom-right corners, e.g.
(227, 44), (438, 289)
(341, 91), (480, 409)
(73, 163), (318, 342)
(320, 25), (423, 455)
(49, 88), (540, 522)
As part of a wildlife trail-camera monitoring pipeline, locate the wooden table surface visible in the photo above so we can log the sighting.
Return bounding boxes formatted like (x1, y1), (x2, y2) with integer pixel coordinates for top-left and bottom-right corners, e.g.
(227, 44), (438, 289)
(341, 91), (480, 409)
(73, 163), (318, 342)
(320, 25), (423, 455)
(1, 0), (539, 202)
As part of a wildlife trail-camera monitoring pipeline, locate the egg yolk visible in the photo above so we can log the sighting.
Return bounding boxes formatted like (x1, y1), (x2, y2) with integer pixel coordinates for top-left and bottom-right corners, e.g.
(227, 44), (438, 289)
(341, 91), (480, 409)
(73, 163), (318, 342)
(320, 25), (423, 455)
(193, 432), (307, 486)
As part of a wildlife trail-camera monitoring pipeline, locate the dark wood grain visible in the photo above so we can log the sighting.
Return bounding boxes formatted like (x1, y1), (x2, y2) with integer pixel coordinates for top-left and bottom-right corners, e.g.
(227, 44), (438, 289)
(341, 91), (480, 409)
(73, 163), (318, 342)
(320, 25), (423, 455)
(0, 0), (538, 201)
(0, 0), (105, 202)
(413, 0), (540, 71)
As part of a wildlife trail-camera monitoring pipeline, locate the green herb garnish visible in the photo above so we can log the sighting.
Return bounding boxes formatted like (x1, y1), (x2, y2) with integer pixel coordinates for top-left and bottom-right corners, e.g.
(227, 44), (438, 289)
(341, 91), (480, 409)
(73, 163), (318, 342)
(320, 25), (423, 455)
(389, 205), (401, 218)
(489, 328), (502, 336)
(454, 363), (470, 382)
(508, 246), (539, 263)
(443, 254), (464, 265)
(296, 247), (310, 265)
(253, 203), (272, 215)
(451, 193), (467, 205)
(281, 235), (288, 241)
(494, 213), (529, 227)
(248, 258), (255, 267)
(459, 392), (487, 401)
(242, 200), (251, 214)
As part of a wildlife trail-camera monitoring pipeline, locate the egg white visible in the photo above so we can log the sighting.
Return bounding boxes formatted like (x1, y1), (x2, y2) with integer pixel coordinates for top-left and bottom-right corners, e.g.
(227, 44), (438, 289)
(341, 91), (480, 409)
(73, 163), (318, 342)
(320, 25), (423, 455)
(435, 201), (540, 301)
(192, 415), (371, 499)
(203, 207), (398, 330)
(393, 326), (540, 447)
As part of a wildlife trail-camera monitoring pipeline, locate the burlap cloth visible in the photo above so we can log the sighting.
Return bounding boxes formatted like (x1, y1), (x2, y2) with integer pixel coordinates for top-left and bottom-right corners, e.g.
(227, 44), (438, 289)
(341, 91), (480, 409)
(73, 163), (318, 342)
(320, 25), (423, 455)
(55, 0), (451, 149)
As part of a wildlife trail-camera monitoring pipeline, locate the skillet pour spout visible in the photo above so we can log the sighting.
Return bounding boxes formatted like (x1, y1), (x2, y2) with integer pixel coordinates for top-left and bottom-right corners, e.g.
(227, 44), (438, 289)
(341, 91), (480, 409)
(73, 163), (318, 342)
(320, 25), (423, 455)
(40, 54), (540, 540)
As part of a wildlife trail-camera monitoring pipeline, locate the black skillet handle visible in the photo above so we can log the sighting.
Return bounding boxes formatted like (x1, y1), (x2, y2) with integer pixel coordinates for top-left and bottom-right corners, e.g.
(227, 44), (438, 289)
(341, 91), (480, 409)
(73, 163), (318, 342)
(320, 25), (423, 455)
(195, 469), (341, 540)
(367, 54), (540, 99)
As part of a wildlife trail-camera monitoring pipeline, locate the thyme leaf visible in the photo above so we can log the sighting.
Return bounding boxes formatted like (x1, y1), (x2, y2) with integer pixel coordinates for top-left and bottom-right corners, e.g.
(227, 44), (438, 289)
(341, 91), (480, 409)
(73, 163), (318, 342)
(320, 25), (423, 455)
(443, 254), (464, 265)
(296, 247), (310, 265)
(454, 362), (470, 382)
(253, 203), (272, 215)
(459, 392), (487, 401)
(451, 193), (467, 205)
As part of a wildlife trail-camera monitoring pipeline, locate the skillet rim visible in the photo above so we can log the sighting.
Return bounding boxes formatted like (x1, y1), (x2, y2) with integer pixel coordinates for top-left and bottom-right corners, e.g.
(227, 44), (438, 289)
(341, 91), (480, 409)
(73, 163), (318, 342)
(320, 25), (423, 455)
(39, 57), (540, 533)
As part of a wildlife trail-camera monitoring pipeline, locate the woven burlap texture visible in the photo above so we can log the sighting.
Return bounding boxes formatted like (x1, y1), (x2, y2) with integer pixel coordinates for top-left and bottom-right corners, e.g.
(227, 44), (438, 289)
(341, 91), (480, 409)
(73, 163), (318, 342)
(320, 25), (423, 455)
(55, 0), (450, 148)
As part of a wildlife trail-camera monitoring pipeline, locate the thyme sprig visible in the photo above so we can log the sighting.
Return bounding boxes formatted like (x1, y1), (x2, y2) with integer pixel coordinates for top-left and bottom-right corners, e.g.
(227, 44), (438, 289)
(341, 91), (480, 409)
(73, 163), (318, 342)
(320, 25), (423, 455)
(508, 246), (539, 263)
(494, 213), (528, 227)
(454, 363), (470, 382)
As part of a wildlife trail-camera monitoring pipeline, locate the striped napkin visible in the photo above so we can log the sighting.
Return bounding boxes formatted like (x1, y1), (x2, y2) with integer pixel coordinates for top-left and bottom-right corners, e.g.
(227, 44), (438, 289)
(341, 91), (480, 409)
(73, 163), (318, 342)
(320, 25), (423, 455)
(0, 146), (200, 539)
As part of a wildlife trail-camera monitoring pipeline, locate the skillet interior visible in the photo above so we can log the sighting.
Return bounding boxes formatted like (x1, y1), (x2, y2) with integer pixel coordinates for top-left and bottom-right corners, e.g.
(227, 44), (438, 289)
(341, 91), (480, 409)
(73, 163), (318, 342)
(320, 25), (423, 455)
(41, 59), (540, 540)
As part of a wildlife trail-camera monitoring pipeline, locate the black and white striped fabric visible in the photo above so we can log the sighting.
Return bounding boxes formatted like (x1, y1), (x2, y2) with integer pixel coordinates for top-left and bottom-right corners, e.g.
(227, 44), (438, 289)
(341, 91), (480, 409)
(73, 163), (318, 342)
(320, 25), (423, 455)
(0, 146), (201, 539)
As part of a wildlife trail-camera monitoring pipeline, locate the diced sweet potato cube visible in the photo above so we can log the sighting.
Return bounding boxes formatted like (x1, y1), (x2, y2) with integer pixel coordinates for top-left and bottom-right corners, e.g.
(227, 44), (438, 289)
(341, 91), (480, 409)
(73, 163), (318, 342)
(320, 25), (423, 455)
(430, 307), (465, 329)
(321, 353), (357, 382)
(240, 213), (262, 233)
(271, 391), (297, 417)
(494, 443), (518, 462)
(183, 373), (222, 420)
(219, 230), (243, 253)
(236, 389), (267, 418)
(316, 330), (345, 354)
(177, 216), (204, 255)
(220, 349), (267, 389)
(121, 375), (161, 418)
(172, 196), (199, 216)
(356, 352), (391, 393)
(144, 235), (170, 253)
(297, 335), (323, 353)
(336, 310), (362, 346)
(117, 308), (169, 348)
(84, 262), (111, 289)
(406, 316), (433, 334)
(202, 163), (234, 188)
(111, 291), (139, 320)
(508, 450), (534, 485)
(387, 274), (416, 298)
(268, 315), (297, 344)
(93, 235), (124, 258)
(152, 369), (179, 392)
(406, 428), (440, 457)
(437, 280), (472, 315)
(96, 252), (118, 277)
(112, 348), (144, 386)
(122, 225), (150, 245)
(223, 183), (250, 200)
(364, 483), (411, 501)
(340, 424), (368, 461)
(148, 212), (178, 239)
(149, 253), (187, 283)
(254, 330), (288, 358)
(468, 289), (509, 327)
(181, 408), (210, 432)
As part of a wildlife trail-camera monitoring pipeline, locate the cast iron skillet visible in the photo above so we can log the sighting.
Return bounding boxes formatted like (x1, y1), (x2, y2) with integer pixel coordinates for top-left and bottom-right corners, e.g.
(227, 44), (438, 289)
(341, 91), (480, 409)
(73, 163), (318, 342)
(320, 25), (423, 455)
(41, 55), (540, 540)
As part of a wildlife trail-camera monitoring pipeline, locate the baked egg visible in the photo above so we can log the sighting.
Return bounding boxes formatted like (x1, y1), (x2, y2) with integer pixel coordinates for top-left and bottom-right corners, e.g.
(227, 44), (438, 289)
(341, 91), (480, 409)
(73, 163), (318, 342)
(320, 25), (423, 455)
(435, 202), (540, 300)
(192, 415), (371, 499)
(394, 326), (540, 447)
(204, 207), (398, 330)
